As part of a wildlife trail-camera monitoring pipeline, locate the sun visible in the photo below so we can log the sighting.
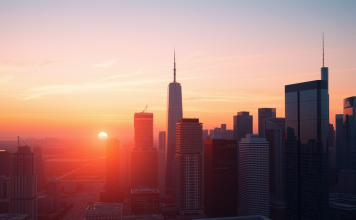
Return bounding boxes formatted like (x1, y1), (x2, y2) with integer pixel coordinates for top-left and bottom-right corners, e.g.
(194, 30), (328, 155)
(98, 132), (108, 140)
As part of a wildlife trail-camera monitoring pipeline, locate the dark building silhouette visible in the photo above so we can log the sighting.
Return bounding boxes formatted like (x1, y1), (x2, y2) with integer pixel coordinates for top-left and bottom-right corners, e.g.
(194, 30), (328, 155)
(159, 131), (166, 151)
(0, 176), (10, 213)
(204, 139), (237, 218)
(131, 148), (158, 189)
(233, 111), (253, 142)
(221, 124), (227, 138)
(285, 80), (329, 219)
(175, 119), (203, 215)
(0, 151), (12, 177)
(258, 108), (276, 138)
(47, 177), (61, 213)
(33, 147), (46, 192)
(131, 187), (159, 215)
(335, 114), (344, 174)
(165, 52), (183, 200)
(343, 97), (356, 170)
(328, 124), (336, 187)
(10, 146), (37, 220)
(105, 138), (122, 202)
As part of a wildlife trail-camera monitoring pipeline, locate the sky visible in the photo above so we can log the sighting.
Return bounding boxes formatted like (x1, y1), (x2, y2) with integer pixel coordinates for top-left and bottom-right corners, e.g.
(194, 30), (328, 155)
(0, 1), (355, 142)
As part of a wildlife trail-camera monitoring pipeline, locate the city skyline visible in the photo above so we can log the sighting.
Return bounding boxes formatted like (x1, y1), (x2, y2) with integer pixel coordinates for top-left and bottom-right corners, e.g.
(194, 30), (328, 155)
(1, 1), (356, 141)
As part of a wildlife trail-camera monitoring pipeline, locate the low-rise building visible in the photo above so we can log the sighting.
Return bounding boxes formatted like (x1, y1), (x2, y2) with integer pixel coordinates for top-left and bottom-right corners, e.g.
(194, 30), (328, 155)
(85, 202), (122, 220)
(131, 188), (159, 215)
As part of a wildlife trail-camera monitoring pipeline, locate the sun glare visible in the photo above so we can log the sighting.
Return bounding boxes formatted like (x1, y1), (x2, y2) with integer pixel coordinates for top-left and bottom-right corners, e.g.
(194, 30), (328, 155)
(98, 132), (108, 140)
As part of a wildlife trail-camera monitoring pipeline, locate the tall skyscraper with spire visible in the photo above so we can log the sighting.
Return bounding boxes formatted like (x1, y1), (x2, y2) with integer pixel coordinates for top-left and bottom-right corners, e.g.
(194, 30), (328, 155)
(321, 32), (328, 81)
(165, 50), (183, 200)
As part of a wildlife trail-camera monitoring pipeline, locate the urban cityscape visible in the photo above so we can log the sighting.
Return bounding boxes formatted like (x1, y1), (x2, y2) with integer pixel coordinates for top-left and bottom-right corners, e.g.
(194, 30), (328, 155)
(0, 1), (356, 220)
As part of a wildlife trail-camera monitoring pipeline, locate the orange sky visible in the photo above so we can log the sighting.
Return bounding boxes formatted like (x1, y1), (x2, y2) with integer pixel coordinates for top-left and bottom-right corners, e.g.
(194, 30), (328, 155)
(0, 1), (355, 143)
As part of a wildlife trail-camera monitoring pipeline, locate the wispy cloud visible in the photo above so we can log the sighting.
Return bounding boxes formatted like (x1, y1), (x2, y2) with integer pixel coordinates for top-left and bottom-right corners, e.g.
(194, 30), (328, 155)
(98, 68), (143, 82)
(92, 59), (117, 68)
(73, 103), (105, 110)
(0, 74), (15, 84)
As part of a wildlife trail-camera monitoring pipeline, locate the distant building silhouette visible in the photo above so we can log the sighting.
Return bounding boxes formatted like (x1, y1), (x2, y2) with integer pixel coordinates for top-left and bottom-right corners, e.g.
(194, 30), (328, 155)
(328, 123), (336, 187)
(165, 51), (183, 200)
(239, 134), (269, 217)
(202, 129), (209, 140)
(132, 112), (158, 189)
(131, 187), (159, 215)
(258, 108), (276, 138)
(221, 124), (227, 138)
(0, 175), (10, 213)
(233, 111), (253, 141)
(204, 139), (237, 218)
(176, 119), (203, 215)
(158, 131), (166, 151)
(105, 138), (122, 202)
(342, 96), (356, 170)
(33, 147), (46, 192)
(47, 177), (61, 213)
(285, 80), (329, 219)
(86, 202), (122, 220)
(0, 151), (11, 177)
(9, 146), (37, 220)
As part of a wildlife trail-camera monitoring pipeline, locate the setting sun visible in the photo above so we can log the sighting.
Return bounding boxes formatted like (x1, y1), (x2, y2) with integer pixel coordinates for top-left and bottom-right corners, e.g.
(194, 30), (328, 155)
(98, 132), (108, 140)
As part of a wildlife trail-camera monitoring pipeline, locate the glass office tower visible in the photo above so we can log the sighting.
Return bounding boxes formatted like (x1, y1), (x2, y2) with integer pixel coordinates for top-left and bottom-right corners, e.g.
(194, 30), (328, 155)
(343, 96), (356, 170)
(285, 80), (329, 220)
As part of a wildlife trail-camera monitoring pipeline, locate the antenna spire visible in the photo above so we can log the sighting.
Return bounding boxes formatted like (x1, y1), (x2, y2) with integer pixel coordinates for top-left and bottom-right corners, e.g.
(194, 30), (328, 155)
(322, 32), (324, 67)
(173, 48), (176, 83)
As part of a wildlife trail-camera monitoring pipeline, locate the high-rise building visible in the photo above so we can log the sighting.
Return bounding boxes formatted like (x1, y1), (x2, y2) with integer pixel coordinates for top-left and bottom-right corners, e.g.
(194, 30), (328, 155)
(221, 124), (227, 138)
(47, 177), (61, 213)
(9, 145), (37, 220)
(209, 129), (214, 138)
(175, 119), (203, 215)
(33, 147), (46, 192)
(131, 187), (159, 215)
(285, 80), (329, 219)
(214, 127), (221, 138)
(132, 112), (158, 189)
(328, 124), (336, 187)
(202, 130), (209, 140)
(0, 176), (10, 213)
(265, 118), (285, 202)
(131, 148), (158, 189)
(165, 51), (183, 199)
(233, 112), (253, 141)
(106, 138), (121, 202)
(335, 114), (344, 174)
(0, 151), (11, 177)
(204, 139), (237, 218)
(239, 134), (269, 217)
(225, 130), (234, 140)
(343, 96), (356, 170)
(158, 131), (166, 151)
(135, 112), (154, 149)
(258, 108), (276, 138)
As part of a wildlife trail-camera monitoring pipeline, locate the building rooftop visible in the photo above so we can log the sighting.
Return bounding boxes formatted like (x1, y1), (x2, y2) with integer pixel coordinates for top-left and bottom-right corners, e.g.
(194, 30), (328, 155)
(123, 214), (164, 220)
(0, 214), (30, 220)
(131, 187), (159, 194)
(86, 202), (122, 211)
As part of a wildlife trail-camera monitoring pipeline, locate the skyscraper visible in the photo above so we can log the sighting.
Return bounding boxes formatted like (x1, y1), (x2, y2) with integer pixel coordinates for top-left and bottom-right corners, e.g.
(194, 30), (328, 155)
(132, 112), (158, 189)
(265, 118), (285, 201)
(285, 80), (329, 219)
(165, 51), (183, 198)
(335, 114), (344, 174)
(175, 119), (203, 215)
(343, 96), (356, 170)
(106, 138), (121, 202)
(204, 139), (237, 218)
(10, 144), (37, 220)
(239, 134), (269, 217)
(221, 124), (227, 138)
(328, 123), (336, 187)
(47, 177), (61, 213)
(0, 150), (12, 177)
(258, 108), (276, 138)
(233, 111), (253, 141)
(159, 131), (166, 151)
(33, 147), (46, 192)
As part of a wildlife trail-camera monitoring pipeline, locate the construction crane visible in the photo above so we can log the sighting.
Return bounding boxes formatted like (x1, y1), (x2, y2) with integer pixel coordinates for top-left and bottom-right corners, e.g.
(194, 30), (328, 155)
(17, 136), (28, 147)
(142, 104), (148, 113)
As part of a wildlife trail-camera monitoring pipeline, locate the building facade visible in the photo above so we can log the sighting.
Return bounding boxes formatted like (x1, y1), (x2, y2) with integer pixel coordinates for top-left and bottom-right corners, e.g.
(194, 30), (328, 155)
(175, 119), (203, 215)
(0, 151), (11, 177)
(131, 147), (158, 189)
(9, 146), (37, 220)
(343, 97), (356, 170)
(233, 111), (253, 141)
(335, 114), (344, 174)
(159, 131), (166, 151)
(204, 139), (237, 218)
(86, 202), (122, 220)
(47, 177), (61, 213)
(285, 80), (329, 219)
(239, 134), (269, 217)
(106, 138), (122, 202)
(134, 112), (154, 149)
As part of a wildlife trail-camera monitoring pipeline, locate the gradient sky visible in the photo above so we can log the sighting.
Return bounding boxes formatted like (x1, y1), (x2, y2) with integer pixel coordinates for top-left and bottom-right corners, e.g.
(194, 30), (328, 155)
(1, 1), (355, 142)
